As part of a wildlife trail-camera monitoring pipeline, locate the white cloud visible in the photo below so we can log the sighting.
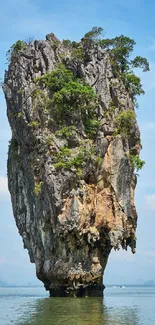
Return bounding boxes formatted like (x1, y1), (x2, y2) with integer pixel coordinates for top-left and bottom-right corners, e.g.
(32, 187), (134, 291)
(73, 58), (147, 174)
(145, 194), (155, 211)
(0, 176), (9, 195)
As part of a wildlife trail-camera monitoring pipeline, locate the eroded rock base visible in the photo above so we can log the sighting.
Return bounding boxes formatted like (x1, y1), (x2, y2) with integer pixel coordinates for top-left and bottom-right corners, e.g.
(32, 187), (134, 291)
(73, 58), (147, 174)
(50, 284), (105, 297)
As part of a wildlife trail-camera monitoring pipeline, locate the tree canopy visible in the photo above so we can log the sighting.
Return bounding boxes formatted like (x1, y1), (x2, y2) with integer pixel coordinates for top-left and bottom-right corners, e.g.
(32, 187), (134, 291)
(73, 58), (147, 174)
(80, 27), (150, 100)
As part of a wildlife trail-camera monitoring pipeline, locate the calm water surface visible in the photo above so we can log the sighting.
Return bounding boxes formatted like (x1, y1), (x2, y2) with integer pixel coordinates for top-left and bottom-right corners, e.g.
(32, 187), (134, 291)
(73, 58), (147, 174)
(0, 286), (155, 324)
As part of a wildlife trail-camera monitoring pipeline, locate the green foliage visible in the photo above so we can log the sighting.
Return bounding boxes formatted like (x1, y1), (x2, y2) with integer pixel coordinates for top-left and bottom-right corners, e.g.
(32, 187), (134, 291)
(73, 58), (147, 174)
(54, 146), (73, 169)
(62, 39), (72, 47)
(37, 64), (99, 138)
(52, 80), (96, 111)
(34, 181), (43, 196)
(122, 73), (144, 98)
(32, 89), (52, 112)
(17, 89), (23, 94)
(31, 88), (42, 99)
(130, 56), (150, 72)
(114, 109), (136, 137)
(37, 64), (74, 92)
(11, 112), (23, 119)
(52, 39), (60, 50)
(85, 28), (149, 99)
(61, 39), (85, 60)
(108, 35), (136, 73)
(55, 126), (76, 138)
(45, 135), (54, 146)
(57, 146), (72, 158)
(54, 143), (96, 172)
(82, 27), (104, 45)
(129, 154), (145, 172)
(83, 116), (100, 137)
(28, 120), (40, 127)
(52, 80), (97, 132)
(6, 40), (26, 63)
(16, 112), (23, 118)
(71, 47), (84, 60)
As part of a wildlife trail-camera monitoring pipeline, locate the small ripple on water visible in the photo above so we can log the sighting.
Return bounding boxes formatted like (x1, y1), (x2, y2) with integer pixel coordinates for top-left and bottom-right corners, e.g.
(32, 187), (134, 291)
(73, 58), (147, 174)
(0, 287), (155, 325)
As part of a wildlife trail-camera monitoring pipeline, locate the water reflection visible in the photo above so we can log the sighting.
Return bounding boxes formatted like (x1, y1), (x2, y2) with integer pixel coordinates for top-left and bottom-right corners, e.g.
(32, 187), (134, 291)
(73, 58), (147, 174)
(19, 296), (139, 325)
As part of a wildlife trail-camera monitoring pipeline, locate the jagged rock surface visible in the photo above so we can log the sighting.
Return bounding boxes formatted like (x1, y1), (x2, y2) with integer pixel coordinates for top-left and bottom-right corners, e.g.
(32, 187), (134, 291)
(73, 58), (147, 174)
(4, 33), (140, 297)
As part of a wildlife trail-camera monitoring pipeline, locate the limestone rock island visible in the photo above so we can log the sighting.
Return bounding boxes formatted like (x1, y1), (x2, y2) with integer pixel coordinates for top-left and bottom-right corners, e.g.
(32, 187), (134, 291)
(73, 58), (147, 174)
(3, 28), (148, 297)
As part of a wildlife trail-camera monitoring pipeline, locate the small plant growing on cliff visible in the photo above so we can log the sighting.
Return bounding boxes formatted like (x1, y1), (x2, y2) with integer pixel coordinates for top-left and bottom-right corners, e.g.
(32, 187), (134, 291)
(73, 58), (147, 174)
(17, 89), (23, 95)
(83, 118), (100, 137)
(54, 143), (96, 173)
(55, 126), (76, 138)
(62, 39), (72, 47)
(71, 47), (84, 60)
(114, 110), (136, 138)
(28, 121), (40, 128)
(130, 154), (145, 172)
(6, 40), (26, 63)
(34, 181), (43, 196)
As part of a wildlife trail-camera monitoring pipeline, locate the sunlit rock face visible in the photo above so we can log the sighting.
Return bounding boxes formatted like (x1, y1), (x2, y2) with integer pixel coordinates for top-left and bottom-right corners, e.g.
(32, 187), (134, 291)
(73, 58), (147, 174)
(3, 33), (140, 297)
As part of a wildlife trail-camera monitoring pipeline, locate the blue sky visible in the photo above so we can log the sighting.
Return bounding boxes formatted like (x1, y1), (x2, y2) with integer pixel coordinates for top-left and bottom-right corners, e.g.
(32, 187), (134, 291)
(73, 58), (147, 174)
(0, 0), (155, 285)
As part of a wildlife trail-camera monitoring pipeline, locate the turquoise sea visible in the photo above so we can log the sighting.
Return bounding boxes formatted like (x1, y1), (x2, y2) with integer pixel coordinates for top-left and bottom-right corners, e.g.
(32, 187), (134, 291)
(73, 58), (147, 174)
(0, 286), (155, 324)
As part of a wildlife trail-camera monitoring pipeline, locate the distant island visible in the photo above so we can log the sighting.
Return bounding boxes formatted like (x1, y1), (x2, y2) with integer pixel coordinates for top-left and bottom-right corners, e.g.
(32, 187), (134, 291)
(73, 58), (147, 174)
(1, 279), (155, 288)
(105, 280), (155, 287)
(0, 279), (42, 287)
(143, 280), (155, 287)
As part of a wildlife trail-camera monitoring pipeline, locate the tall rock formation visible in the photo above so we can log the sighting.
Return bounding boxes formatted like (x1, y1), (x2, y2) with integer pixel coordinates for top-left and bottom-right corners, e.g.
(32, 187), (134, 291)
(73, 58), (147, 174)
(3, 33), (141, 297)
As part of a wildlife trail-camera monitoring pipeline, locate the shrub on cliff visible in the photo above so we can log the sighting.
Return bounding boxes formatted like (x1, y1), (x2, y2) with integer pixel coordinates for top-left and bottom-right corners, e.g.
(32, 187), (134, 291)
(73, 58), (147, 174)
(114, 110), (136, 138)
(37, 63), (74, 91)
(129, 154), (145, 172)
(122, 73), (144, 99)
(6, 40), (26, 63)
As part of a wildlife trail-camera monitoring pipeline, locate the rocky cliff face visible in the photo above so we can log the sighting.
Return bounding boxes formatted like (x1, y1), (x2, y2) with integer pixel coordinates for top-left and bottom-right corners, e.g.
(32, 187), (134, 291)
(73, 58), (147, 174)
(3, 33), (140, 297)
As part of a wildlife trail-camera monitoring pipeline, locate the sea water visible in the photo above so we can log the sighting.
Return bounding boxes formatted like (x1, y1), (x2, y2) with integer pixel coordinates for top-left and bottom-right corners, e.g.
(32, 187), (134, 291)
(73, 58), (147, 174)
(0, 286), (155, 324)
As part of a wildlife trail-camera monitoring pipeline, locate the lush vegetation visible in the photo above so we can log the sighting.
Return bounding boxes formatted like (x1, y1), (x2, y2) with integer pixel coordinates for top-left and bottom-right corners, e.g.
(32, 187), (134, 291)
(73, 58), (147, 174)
(55, 126), (76, 138)
(114, 110), (136, 138)
(37, 64), (74, 91)
(37, 63), (99, 138)
(7, 27), (148, 175)
(54, 142), (96, 176)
